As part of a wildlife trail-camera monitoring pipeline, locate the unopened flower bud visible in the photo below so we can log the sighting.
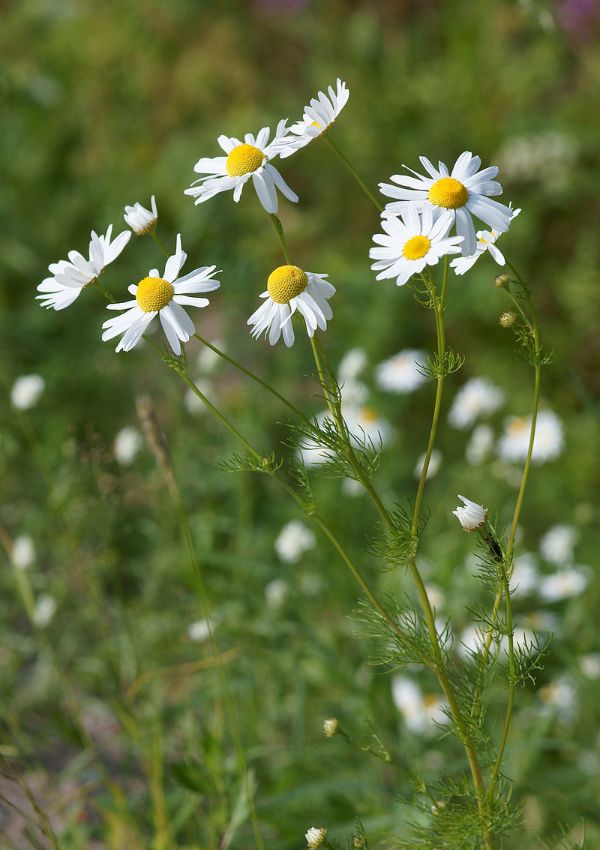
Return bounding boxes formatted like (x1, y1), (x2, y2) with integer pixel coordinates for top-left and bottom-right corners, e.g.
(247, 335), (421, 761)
(353, 836), (365, 848)
(495, 272), (510, 288)
(452, 495), (487, 532)
(323, 717), (338, 738)
(306, 827), (327, 849)
(500, 310), (517, 328)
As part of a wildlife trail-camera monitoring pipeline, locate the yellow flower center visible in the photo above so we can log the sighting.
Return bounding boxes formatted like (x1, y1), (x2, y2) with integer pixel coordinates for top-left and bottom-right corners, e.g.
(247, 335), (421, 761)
(402, 235), (431, 260)
(360, 407), (379, 424)
(508, 417), (528, 435)
(428, 177), (468, 209)
(225, 143), (265, 177)
(136, 276), (174, 313)
(267, 265), (308, 304)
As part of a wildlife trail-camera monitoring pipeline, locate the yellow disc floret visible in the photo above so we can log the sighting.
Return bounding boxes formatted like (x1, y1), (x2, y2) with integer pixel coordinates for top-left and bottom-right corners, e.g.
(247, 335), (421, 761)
(267, 265), (308, 304)
(428, 177), (468, 209)
(226, 143), (265, 177)
(402, 235), (431, 260)
(136, 276), (175, 313)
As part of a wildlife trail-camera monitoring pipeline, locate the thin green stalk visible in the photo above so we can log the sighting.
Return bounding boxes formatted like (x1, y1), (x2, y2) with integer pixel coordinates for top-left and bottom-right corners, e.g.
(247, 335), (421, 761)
(269, 214), (291, 264)
(323, 134), (383, 212)
(150, 230), (170, 258)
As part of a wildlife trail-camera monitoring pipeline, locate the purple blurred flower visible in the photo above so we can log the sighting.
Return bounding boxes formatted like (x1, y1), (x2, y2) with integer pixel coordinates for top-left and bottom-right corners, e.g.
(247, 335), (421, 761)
(557, 0), (600, 41)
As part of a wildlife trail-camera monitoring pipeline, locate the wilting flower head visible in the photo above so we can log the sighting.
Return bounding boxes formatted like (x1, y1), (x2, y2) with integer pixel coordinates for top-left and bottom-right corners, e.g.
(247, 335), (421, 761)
(497, 410), (564, 464)
(306, 827), (327, 849)
(370, 205), (462, 287)
(11, 374), (45, 410)
(451, 207), (521, 275)
(379, 152), (512, 256)
(448, 377), (505, 430)
(375, 349), (428, 394)
(539, 524), (579, 566)
(185, 122), (298, 214)
(248, 265), (335, 347)
(102, 234), (220, 355)
(277, 78), (350, 158)
(323, 717), (338, 737)
(124, 195), (158, 235)
(37, 226), (131, 311)
(275, 520), (316, 563)
(453, 495), (487, 531)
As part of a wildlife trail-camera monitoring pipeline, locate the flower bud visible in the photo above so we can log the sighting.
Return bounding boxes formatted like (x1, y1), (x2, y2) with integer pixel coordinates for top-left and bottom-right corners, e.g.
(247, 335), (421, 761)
(323, 717), (338, 738)
(353, 836), (365, 848)
(495, 272), (510, 288)
(306, 827), (327, 849)
(452, 495), (487, 532)
(499, 310), (517, 328)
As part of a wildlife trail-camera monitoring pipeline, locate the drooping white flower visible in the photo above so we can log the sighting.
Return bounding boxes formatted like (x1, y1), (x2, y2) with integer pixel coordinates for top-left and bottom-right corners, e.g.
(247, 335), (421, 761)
(497, 411), (564, 464)
(391, 676), (448, 736)
(185, 122), (298, 214)
(277, 78), (349, 158)
(370, 205), (462, 286)
(275, 520), (316, 563)
(248, 265), (335, 347)
(380, 152), (513, 256)
(114, 427), (142, 466)
(415, 448), (442, 480)
(453, 495), (487, 531)
(539, 568), (589, 602)
(375, 349), (428, 394)
(11, 375), (45, 410)
(305, 827), (327, 849)
(539, 524), (579, 566)
(37, 226), (131, 311)
(12, 535), (36, 570)
(465, 424), (495, 465)
(448, 377), (505, 429)
(102, 234), (220, 355)
(451, 207), (521, 275)
(124, 195), (158, 235)
(33, 594), (57, 628)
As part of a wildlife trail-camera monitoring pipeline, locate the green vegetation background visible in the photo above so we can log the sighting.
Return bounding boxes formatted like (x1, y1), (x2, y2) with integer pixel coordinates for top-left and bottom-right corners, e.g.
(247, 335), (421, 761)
(1, 0), (599, 847)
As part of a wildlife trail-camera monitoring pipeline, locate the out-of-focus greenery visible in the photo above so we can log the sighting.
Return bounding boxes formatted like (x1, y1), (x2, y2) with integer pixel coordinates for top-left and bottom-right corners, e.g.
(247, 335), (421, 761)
(1, 0), (600, 848)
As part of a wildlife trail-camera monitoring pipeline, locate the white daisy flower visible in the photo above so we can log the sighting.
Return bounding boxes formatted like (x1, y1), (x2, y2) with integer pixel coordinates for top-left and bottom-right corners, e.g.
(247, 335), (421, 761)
(277, 78), (350, 158)
(414, 448), (442, 480)
(391, 676), (448, 736)
(465, 424), (495, 465)
(448, 377), (505, 430)
(275, 520), (316, 563)
(305, 827), (327, 849)
(11, 374), (45, 410)
(187, 618), (217, 642)
(33, 594), (57, 628)
(497, 410), (564, 464)
(12, 535), (36, 570)
(453, 495), (487, 531)
(510, 552), (539, 597)
(248, 265), (335, 347)
(184, 122), (298, 214)
(37, 225), (131, 311)
(370, 205), (463, 287)
(379, 152), (513, 256)
(451, 207), (521, 275)
(102, 234), (220, 355)
(299, 406), (390, 467)
(113, 427), (142, 466)
(539, 524), (579, 566)
(338, 347), (367, 383)
(539, 568), (589, 602)
(124, 195), (158, 235)
(375, 348), (428, 394)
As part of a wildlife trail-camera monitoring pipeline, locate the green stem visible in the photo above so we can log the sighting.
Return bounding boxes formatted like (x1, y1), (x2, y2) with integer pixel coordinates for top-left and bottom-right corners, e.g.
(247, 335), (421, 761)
(150, 230), (170, 258)
(323, 134), (383, 212)
(269, 214), (291, 264)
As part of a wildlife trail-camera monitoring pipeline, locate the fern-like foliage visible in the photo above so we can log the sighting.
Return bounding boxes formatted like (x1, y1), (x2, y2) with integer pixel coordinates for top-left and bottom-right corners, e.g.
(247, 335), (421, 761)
(369, 505), (422, 573)
(218, 450), (283, 475)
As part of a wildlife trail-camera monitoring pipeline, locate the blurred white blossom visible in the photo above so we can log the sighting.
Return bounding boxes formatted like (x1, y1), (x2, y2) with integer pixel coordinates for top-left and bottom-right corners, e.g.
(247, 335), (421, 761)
(114, 427), (142, 466)
(415, 449), (442, 480)
(466, 424), (495, 465)
(275, 520), (316, 563)
(448, 378), (504, 430)
(392, 676), (448, 736)
(11, 375), (45, 410)
(497, 411), (564, 464)
(539, 568), (589, 602)
(12, 535), (36, 570)
(33, 594), (57, 628)
(375, 349), (427, 394)
(540, 524), (578, 565)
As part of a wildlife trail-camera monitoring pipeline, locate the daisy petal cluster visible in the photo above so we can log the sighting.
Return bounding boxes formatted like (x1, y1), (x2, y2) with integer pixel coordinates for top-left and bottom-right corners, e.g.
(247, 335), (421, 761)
(278, 78), (350, 158)
(448, 377), (505, 429)
(37, 226), (131, 311)
(124, 195), (158, 235)
(451, 206), (521, 275)
(392, 676), (448, 736)
(380, 152), (513, 257)
(102, 234), (220, 354)
(375, 349), (428, 394)
(274, 520), (316, 563)
(248, 265), (335, 347)
(185, 122), (298, 214)
(305, 827), (328, 849)
(370, 205), (463, 287)
(453, 495), (487, 531)
(498, 410), (564, 464)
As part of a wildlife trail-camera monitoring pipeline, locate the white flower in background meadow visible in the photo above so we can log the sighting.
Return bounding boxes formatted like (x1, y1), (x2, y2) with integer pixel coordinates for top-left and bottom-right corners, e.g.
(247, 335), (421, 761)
(113, 427), (142, 466)
(497, 131), (577, 189)
(448, 377), (505, 429)
(497, 410), (564, 464)
(102, 235), (220, 355)
(458, 624), (485, 659)
(275, 520), (316, 563)
(341, 478), (365, 497)
(278, 78), (349, 158)
(392, 676), (448, 736)
(451, 207), (521, 275)
(466, 424), (495, 465)
(323, 717), (338, 737)
(500, 627), (538, 657)
(539, 524), (579, 565)
(248, 265), (335, 347)
(196, 340), (225, 374)
(424, 583), (445, 611)
(579, 654), (600, 680)
(510, 552), (539, 598)
(12, 535), (36, 570)
(414, 448), (442, 480)
(539, 677), (578, 722)
(184, 378), (212, 415)
(37, 226), (131, 311)
(338, 347), (367, 383)
(33, 594), (57, 628)
(299, 405), (390, 467)
(370, 205), (462, 286)
(375, 349), (428, 394)
(124, 195), (158, 235)
(305, 827), (327, 849)
(185, 122), (298, 214)
(453, 495), (487, 531)
(539, 567), (589, 602)
(265, 579), (288, 609)
(11, 375), (45, 410)
(187, 618), (217, 642)
(379, 152), (512, 256)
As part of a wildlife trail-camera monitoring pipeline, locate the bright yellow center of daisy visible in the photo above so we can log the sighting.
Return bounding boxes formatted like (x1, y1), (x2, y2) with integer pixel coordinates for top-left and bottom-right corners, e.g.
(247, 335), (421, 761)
(402, 235), (431, 260)
(267, 265), (308, 304)
(360, 406), (379, 424)
(508, 417), (528, 435)
(226, 143), (265, 177)
(136, 276), (174, 313)
(428, 177), (468, 209)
